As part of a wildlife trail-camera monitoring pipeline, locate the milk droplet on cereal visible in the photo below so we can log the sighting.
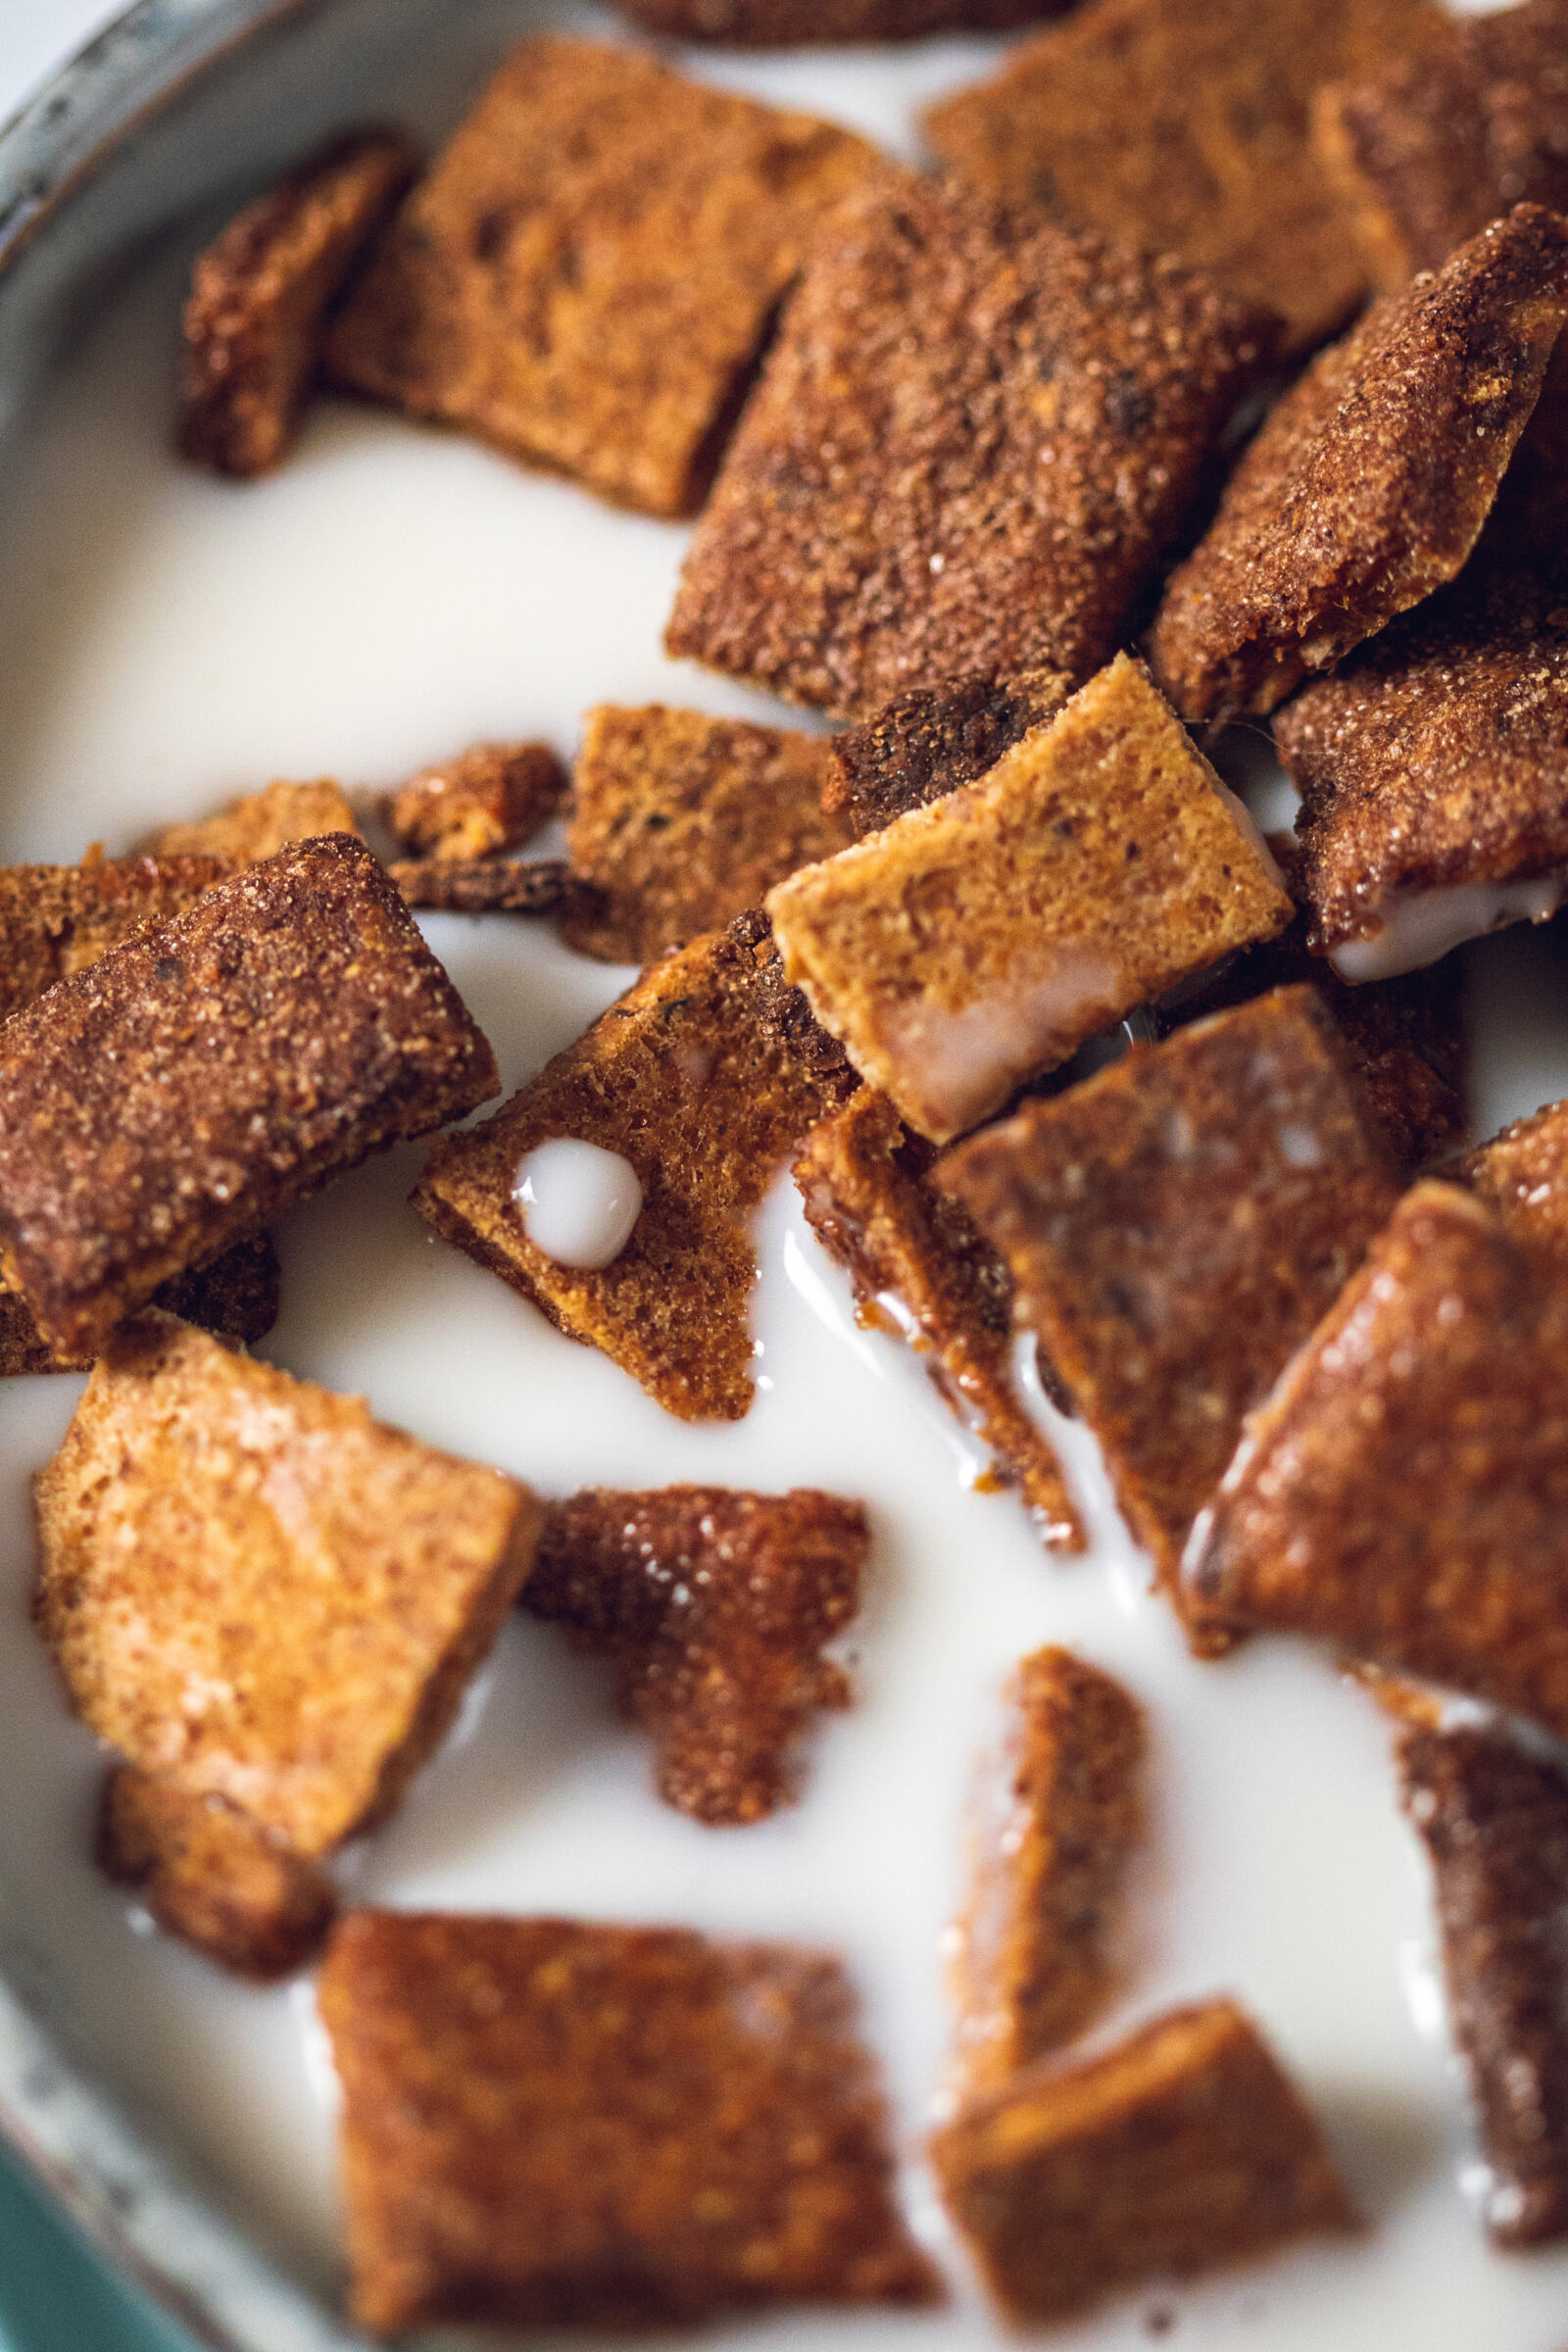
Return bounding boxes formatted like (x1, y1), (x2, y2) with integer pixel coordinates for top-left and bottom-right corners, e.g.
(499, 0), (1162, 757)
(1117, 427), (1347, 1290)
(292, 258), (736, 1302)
(512, 1139), (643, 1269)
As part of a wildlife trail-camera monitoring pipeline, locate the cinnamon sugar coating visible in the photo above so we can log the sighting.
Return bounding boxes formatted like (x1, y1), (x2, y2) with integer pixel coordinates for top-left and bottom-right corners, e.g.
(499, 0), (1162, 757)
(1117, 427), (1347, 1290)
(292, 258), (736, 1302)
(562, 707), (851, 963)
(389, 856), (566, 915)
(794, 1088), (1084, 1548)
(943, 989), (1398, 1627)
(612, 0), (1066, 44)
(413, 912), (856, 1421)
(1185, 1184), (1568, 1738)
(319, 1911), (941, 2333)
(180, 131), (416, 477)
(0, 833), (497, 1361)
(137, 778), (360, 863)
(0, 1232), (281, 1377)
(666, 172), (1275, 717)
(1150, 206), (1568, 723)
(97, 1766), (336, 1982)
(823, 667), (1073, 840)
(34, 1314), (540, 1859)
(767, 655), (1292, 1146)
(384, 741), (565, 863)
(930, 1998), (1356, 2327)
(1464, 1098), (1568, 1267)
(524, 1486), (867, 1824)
(0, 852), (228, 1022)
(1315, 0), (1568, 289)
(325, 38), (877, 519)
(949, 1648), (1145, 2099)
(923, 0), (1439, 360)
(1396, 1719), (1568, 2248)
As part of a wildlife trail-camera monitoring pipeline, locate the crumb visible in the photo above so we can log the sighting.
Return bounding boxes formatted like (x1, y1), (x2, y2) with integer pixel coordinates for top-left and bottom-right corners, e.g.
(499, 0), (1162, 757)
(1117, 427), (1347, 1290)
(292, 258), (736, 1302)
(137, 779), (361, 863)
(823, 666), (1073, 839)
(524, 1486), (867, 1824)
(384, 741), (566, 862)
(389, 856), (567, 915)
(318, 1910), (942, 2332)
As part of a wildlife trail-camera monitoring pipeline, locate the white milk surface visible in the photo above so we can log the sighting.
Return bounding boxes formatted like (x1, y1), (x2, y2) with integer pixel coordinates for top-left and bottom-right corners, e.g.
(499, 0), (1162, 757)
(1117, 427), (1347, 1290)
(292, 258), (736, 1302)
(1, 19), (1568, 2349)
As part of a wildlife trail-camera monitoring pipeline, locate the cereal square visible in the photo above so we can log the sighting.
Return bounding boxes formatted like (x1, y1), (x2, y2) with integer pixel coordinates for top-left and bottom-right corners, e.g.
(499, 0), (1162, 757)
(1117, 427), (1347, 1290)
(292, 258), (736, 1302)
(612, 0), (1067, 45)
(384, 740), (565, 863)
(0, 853), (228, 1023)
(389, 856), (566, 915)
(0, 1231), (281, 1377)
(1464, 1097), (1568, 1267)
(137, 779), (360, 863)
(822, 666), (1073, 841)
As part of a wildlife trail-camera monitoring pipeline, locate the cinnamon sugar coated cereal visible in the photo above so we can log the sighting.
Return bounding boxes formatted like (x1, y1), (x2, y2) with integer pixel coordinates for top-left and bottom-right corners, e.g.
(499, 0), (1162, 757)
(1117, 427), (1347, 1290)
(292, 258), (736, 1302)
(666, 172), (1275, 716)
(384, 740), (565, 862)
(823, 667), (1073, 840)
(325, 38), (877, 517)
(388, 855), (567, 915)
(612, 0), (1067, 44)
(34, 1315), (541, 1858)
(136, 779), (360, 862)
(318, 1911), (941, 2331)
(1463, 1097), (1568, 1265)
(0, 853), (228, 1020)
(0, 1232), (281, 1376)
(524, 1487), (867, 1824)
(766, 655), (1292, 1145)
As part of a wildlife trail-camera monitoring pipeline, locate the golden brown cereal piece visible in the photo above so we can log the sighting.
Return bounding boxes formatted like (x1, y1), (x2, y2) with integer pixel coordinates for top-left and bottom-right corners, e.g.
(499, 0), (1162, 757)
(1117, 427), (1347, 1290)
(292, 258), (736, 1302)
(96, 1765), (336, 1982)
(34, 1314), (540, 1858)
(388, 857), (567, 915)
(949, 1648), (1145, 2100)
(1396, 1718), (1568, 2248)
(414, 912), (856, 1421)
(325, 38), (877, 519)
(794, 1089), (1084, 1548)
(924, 0), (1438, 360)
(823, 666), (1074, 840)
(319, 1910), (942, 2332)
(1464, 1099), (1568, 1268)
(612, 0), (1065, 44)
(0, 834), (498, 1362)
(524, 1487), (867, 1825)
(1314, 0), (1568, 290)
(931, 1998), (1355, 2326)
(0, 853), (228, 1023)
(180, 131), (416, 478)
(562, 708), (852, 964)
(1149, 207), (1568, 724)
(384, 741), (566, 863)
(943, 989), (1398, 1623)
(137, 779), (360, 863)
(0, 1232), (281, 1377)
(766, 655), (1293, 1146)
(666, 171), (1276, 717)
(1185, 1183), (1568, 1737)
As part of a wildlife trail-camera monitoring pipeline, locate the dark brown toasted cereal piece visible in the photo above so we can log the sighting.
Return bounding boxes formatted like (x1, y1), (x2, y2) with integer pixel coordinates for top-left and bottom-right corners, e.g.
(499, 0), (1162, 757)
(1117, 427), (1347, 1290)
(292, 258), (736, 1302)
(612, 0), (1065, 46)
(561, 708), (852, 964)
(1463, 1099), (1568, 1268)
(0, 1231), (282, 1377)
(524, 1487), (867, 1824)
(137, 779), (360, 863)
(1396, 1718), (1568, 2247)
(766, 655), (1293, 1146)
(1185, 1183), (1568, 1737)
(325, 38), (877, 520)
(666, 171), (1276, 718)
(923, 0), (1439, 361)
(0, 853), (228, 1023)
(949, 1648), (1145, 2101)
(794, 1089), (1084, 1548)
(1149, 206), (1568, 724)
(34, 1313), (540, 1858)
(930, 1997), (1356, 2327)
(823, 666), (1074, 839)
(97, 1765), (336, 1981)
(0, 834), (498, 1361)
(389, 857), (567, 916)
(318, 1910), (942, 2332)
(413, 912), (856, 1421)
(943, 988), (1399, 1627)
(181, 131), (416, 478)
(384, 741), (566, 863)
(1314, 0), (1568, 291)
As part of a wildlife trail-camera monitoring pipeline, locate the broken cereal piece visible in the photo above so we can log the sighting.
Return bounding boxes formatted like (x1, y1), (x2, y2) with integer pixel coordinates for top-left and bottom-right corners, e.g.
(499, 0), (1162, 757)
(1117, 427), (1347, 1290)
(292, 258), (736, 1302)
(1396, 1717), (1568, 2247)
(0, 854), (228, 1022)
(1185, 1183), (1568, 1739)
(524, 1486), (867, 1824)
(766, 655), (1293, 1146)
(930, 1998), (1355, 2326)
(1464, 1099), (1568, 1268)
(35, 1313), (540, 1857)
(181, 130), (416, 477)
(923, 0), (1438, 359)
(0, 1230), (282, 1377)
(1314, 0), (1568, 290)
(1149, 206), (1568, 723)
(823, 666), (1073, 840)
(794, 1089), (1084, 1546)
(949, 1648), (1145, 2099)
(0, 833), (498, 1361)
(97, 1764), (336, 1981)
(137, 779), (360, 863)
(666, 171), (1275, 716)
(413, 911), (856, 1420)
(319, 1910), (941, 2332)
(384, 741), (566, 863)
(942, 988), (1398, 1619)
(612, 0), (1067, 46)
(389, 857), (567, 916)
(325, 38), (877, 519)
(562, 707), (851, 963)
